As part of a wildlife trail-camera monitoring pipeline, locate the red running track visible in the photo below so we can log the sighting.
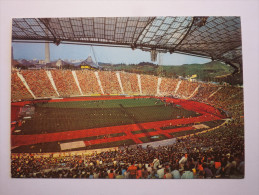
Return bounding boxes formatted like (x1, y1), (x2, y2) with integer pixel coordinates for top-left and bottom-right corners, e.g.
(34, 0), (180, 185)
(11, 97), (225, 147)
(11, 106), (22, 122)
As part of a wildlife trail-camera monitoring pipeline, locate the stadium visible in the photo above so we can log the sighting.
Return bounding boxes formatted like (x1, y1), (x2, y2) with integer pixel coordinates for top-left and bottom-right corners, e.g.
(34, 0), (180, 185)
(11, 17), (244, 179)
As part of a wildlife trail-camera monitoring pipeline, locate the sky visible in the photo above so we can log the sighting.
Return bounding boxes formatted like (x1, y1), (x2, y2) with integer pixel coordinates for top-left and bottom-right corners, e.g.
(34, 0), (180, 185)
(12, 42), (211, 66)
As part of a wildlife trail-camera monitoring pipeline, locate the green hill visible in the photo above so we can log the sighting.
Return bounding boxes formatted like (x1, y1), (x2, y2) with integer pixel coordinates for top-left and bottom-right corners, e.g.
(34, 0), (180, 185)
(102, 61), (235, 81)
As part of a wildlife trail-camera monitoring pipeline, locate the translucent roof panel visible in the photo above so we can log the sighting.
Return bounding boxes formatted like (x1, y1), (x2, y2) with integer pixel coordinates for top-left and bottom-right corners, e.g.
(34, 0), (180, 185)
(12, 17), (242, 67)
(177, 17), (241, 61)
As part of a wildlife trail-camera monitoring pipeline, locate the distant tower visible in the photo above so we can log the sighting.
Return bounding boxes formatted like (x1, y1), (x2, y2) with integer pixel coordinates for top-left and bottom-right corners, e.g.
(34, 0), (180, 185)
(45, 42), (50, 64)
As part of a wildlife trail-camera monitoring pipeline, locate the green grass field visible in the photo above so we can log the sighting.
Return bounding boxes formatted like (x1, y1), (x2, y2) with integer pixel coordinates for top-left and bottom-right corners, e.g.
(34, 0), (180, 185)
(39, 98), (165, 108)
(18, 98), (200, 135)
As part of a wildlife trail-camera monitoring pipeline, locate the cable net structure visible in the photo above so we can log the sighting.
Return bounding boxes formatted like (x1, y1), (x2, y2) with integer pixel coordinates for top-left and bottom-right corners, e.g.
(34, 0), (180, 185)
(12, 17), (242, 70)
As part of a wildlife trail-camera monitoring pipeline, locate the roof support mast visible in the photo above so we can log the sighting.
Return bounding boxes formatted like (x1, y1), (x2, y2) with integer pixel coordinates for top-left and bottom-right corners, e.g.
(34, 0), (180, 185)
(91, 46), (99, 67)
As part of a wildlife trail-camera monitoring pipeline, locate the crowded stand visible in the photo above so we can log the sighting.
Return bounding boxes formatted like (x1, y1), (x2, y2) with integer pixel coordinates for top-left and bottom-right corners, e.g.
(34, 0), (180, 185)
(11, 123), (244, 179)
(119, 72), (140, 94)
(10, 70), (244, 117)
(225, 89), (244, 119)
(207, 86), (234, 107)
(11, 71), (33, 101)
(176, 80), (199, 99)
(10, 70), (244, 120)
(159, 77), (179, 96)
(226, 102), (244, 124)
(189, 83), (244, 123)
(207, 87), (242, 110)
(75, 70), (102, 95)
(192, 83), (220, 102)
(11, 69), (244, 179)
(98, 71), (121, 94)
(9, 15), (245, 182)
(206, 86), (244, 122)
(140, 74), (158, 95)
(20, 70), (57, 98)
(50, 70), (81, 97)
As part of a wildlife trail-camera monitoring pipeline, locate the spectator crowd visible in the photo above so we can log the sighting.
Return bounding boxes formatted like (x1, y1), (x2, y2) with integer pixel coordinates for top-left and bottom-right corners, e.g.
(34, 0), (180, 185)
(140, 74), (158, 95)
(176, 80), (199, 99)
(98, 71), (121, 94)
(11, 71), (33, 101)
(119, 72), (140, 94)
(21, 70), (57, 98)
(159, 77), (179, 96)
(11, 69), (244, 179)
(11, 123), (244, 179)
(50, 70), (81, 97)
(76, 70), (102, 95)
(11, 69), (244, 120)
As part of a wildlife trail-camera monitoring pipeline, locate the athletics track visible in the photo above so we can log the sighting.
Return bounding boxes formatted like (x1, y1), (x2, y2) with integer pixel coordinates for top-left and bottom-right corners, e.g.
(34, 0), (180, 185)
(11, 96), (226, 148)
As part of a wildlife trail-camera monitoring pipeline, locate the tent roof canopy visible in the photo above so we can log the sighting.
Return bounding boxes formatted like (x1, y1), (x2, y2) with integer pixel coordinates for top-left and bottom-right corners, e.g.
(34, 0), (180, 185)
(12, 17), (242, 68)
